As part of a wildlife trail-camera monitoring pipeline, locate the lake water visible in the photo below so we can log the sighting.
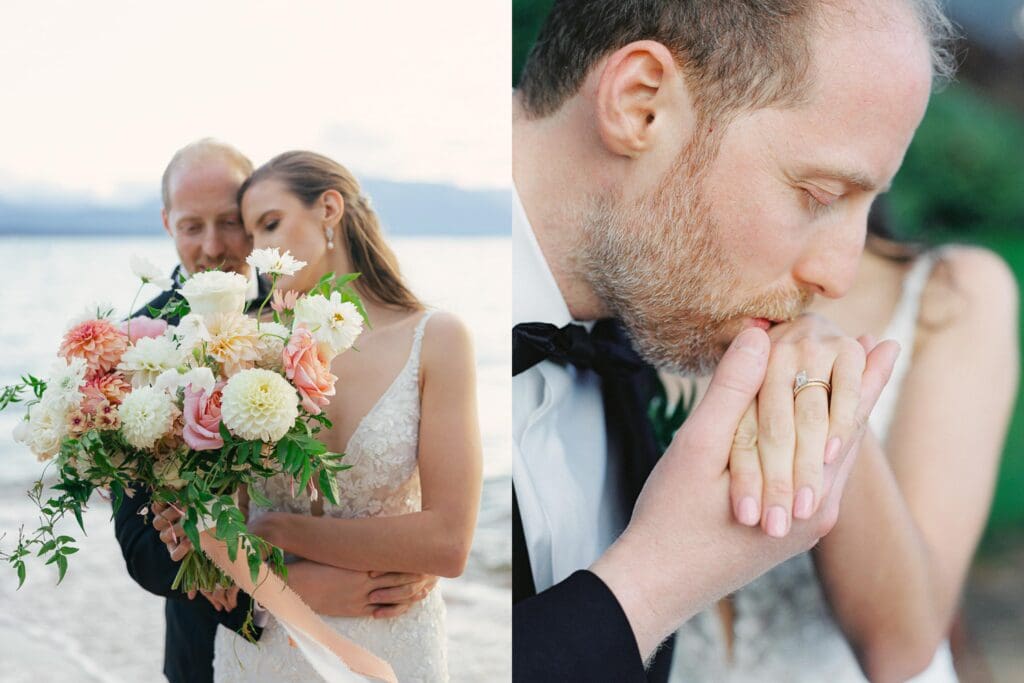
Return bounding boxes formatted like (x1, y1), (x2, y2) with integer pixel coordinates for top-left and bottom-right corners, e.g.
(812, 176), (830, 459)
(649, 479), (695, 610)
(0, 235), (511, 681)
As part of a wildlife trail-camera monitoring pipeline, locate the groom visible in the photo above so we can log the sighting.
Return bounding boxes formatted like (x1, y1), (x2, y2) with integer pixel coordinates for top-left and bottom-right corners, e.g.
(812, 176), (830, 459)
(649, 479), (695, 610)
(512, 1), (947, 681)
(114, 139), (437, 682)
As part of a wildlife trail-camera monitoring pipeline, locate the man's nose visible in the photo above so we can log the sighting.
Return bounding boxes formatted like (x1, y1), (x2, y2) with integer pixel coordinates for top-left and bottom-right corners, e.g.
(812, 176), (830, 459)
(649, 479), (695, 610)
(791, 215), (867, 299)
(201, 226), (226, 259)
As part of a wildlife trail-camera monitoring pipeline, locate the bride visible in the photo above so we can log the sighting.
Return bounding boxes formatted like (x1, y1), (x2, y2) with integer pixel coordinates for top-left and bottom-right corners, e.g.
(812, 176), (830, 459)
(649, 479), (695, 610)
(212, 150), (482, 681)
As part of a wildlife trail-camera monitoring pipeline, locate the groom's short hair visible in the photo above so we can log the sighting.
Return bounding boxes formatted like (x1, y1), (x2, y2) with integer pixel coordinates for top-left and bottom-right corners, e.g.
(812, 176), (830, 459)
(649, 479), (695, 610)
(517, 0), (957, 121)
(161, 138), (254, 210)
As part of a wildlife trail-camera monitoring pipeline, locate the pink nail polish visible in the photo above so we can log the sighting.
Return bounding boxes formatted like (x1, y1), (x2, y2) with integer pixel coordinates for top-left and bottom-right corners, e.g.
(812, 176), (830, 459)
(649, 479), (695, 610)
(824, 437), (842, 464)
(738, 497), (759, 526)
(766, 506), (789, 538)
(794, 487), (814, 519)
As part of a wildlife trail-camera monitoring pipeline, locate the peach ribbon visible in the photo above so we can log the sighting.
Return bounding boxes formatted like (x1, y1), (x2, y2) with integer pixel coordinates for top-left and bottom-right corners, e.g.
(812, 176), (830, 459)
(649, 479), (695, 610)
(199, 529), (397, 683)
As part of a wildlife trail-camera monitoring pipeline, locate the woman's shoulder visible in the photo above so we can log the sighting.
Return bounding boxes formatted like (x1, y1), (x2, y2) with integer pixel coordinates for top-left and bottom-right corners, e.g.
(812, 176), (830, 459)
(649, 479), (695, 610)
(918, 245), (1018, 345)
(418, 310), (474, 373)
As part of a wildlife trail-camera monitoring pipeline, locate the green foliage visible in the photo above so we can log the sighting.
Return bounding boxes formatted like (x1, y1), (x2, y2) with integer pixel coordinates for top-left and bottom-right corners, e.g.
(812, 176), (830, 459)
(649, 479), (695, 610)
(513, 0), (554, 86)
(648, 379), (696, 454)
(887, 84), (1024, 242)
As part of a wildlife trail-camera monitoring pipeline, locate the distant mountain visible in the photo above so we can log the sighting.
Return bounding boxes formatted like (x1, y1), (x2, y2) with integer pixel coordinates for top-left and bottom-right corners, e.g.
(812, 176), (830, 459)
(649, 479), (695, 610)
(0, 179), (511, 237)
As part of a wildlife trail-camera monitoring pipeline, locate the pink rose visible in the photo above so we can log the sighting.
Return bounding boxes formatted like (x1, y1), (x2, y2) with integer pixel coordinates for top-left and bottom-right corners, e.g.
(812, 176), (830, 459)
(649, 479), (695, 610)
(120, 317), (169, 344)
(283, 326), (337, 415)
(182, 382), (225, 451)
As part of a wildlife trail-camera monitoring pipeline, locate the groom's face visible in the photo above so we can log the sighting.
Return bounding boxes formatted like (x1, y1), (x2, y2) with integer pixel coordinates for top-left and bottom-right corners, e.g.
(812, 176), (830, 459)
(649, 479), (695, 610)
(162, 158), (253, 278)
(582, 7), (933, 373)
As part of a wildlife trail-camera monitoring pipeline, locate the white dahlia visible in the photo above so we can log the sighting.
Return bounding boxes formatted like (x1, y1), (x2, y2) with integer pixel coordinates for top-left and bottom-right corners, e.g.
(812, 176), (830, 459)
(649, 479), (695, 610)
(180, 270), (249, 318)
(255, 322), (291, 371)
(220, 369), (298, 442)
(119, 336), (183, 388)
(293, 292), (364, 358)
(118, 386), (177, 450)
(246, 248), (306, 277)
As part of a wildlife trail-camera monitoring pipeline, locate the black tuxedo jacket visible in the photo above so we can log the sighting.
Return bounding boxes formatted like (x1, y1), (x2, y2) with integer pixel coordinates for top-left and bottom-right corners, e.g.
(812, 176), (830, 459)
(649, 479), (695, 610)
(113, 266), (271, 683)
(512, 331), (675, 683)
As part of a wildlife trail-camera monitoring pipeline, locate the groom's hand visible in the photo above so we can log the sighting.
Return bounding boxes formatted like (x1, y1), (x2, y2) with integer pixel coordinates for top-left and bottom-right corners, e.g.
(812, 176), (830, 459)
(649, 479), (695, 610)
(590, 327), (899, 660)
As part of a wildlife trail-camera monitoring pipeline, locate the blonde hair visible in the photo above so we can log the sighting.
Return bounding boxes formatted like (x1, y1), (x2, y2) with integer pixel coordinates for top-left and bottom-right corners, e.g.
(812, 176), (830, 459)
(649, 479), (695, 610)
(161, 138), (254, 210)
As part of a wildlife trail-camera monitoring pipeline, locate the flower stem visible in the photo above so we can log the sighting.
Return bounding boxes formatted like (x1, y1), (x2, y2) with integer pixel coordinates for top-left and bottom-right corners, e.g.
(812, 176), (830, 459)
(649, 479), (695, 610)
(255, 274), (278, 331)
(126, 282), (145, 340)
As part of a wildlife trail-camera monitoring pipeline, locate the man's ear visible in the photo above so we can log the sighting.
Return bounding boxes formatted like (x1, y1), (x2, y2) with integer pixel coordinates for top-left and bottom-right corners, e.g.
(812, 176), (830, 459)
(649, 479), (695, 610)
(320, 189), (345, 226)
(595, 40), (694, 158)
(161, 208), (173, 237)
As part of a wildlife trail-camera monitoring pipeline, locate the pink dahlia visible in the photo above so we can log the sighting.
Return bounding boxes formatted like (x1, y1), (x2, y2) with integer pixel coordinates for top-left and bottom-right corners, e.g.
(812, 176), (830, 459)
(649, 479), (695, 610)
(283, 325), (337, 415)
(60, 319), (129, 376)
(81, 371), (131, 412)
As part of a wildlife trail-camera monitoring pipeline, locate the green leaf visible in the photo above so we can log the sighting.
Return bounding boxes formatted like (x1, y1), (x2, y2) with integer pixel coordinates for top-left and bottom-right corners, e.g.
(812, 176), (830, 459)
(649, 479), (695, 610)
(247, 484), (273, 509)
(16, 562), (26, 588)
(318, 467), (340, 506)
(56, 554), (68, 583)
(61, 546), (79, 555)
(247, 549), (262, 585)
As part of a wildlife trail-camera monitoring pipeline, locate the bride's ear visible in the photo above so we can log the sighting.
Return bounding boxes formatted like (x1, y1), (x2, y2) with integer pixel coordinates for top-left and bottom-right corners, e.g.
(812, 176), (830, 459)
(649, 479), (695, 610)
(320, 189), (345, 225)
(594, 40), (696, 159)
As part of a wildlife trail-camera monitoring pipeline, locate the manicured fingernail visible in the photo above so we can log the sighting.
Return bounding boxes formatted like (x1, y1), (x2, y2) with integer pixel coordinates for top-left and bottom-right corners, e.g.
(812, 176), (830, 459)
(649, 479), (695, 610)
(794, 487), (814, 519)
(737, 497), (759, 526)
(766, 506), (789, 538)
(824, 437), (842, 464)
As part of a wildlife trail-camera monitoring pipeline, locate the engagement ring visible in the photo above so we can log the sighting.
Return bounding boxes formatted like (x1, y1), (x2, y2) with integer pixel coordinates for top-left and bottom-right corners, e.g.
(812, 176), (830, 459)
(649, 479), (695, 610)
(794, 370), (831, 398)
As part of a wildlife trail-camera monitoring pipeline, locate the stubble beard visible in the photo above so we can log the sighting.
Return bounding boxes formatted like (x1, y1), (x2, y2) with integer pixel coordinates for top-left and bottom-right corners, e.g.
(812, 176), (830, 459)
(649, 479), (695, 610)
(579, 143), (810, 375)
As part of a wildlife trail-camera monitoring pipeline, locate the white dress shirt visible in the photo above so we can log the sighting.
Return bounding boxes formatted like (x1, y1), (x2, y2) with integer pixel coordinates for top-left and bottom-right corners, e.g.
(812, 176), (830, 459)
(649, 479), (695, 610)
(512, 191), (627, 593)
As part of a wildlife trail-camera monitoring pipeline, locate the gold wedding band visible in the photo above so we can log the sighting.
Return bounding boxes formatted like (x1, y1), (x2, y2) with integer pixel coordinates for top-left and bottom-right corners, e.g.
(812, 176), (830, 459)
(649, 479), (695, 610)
(793, 370), (831, 398)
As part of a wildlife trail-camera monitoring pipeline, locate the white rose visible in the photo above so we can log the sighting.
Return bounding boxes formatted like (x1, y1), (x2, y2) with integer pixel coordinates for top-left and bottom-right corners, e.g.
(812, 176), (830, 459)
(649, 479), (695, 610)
(179, 271), (250, 318)
(27, 398), (68, 461)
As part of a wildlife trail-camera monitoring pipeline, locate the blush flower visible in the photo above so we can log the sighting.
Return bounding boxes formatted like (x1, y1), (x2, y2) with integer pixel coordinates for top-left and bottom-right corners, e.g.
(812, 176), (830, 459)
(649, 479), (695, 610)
(60, 319), (129, 376)
(120, 317), (169, 344)
(206, 313), (261, 377)
(182, 382), (226, 451)
(271, 289), (301, 314)
(81, 372), (131, 412)
(282, 326), (337, 415)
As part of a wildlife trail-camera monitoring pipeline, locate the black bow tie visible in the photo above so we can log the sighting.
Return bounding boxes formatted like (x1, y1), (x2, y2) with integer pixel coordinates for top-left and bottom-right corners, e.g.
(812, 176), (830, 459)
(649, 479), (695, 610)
(512, 320), (644, 377)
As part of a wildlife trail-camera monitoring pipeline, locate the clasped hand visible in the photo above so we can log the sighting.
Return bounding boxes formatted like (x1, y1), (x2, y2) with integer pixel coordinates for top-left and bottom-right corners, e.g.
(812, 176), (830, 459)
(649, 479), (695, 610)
(728, 313), (875, 537)
(150, 502), (436, 618)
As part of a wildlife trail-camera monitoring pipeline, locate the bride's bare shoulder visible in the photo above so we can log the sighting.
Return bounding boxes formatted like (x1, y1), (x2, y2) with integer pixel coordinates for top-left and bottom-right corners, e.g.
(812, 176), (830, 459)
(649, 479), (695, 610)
(418, 310), (474, 381)
(916, 245), (1018, 354)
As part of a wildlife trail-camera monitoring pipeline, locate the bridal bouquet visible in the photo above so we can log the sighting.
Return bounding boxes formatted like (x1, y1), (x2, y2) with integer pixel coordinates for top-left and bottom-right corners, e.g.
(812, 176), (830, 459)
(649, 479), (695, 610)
(0, 249), (366, 598)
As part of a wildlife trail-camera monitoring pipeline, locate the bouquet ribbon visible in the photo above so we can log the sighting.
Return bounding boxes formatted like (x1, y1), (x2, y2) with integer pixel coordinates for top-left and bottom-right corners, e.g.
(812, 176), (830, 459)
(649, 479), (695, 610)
(199, 529), (397, 683)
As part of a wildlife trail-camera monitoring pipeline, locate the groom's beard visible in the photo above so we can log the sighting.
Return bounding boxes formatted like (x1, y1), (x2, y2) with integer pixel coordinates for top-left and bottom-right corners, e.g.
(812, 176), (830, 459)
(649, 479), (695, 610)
(580, 144), (810, 375)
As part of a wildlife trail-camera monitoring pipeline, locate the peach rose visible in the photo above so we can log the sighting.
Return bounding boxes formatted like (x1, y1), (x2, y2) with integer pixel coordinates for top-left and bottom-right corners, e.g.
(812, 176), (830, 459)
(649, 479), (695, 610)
(182, 382), (225, 451)
(283, 326), (337, 415)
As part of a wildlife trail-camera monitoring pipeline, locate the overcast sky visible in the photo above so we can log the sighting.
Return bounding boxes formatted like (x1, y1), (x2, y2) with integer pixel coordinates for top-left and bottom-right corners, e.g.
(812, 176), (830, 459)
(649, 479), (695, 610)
(0, 1), (510, 201)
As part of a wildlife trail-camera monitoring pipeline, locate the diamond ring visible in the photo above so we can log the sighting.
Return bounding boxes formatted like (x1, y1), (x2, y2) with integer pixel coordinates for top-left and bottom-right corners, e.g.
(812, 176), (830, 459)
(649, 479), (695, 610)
(794, 370), (831, 398)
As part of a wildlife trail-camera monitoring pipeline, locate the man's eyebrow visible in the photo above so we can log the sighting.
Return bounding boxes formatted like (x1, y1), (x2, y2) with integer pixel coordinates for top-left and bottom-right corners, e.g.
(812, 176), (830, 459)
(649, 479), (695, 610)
(805, 166), (890, 193)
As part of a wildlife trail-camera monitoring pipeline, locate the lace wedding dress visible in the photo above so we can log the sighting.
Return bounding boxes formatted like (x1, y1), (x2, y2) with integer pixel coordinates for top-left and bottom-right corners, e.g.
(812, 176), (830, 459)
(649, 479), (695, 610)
(669, 253), (959, 683)
(213, 311), (448, 682)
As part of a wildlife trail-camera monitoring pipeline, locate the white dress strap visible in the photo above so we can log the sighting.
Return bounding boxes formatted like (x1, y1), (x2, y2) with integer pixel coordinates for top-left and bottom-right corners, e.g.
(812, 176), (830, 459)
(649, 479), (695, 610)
(870, 250), (944, 441)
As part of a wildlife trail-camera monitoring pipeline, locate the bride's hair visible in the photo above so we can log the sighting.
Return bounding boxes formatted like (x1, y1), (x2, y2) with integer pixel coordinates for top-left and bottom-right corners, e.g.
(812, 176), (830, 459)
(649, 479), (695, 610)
(240, 151), (422, 311)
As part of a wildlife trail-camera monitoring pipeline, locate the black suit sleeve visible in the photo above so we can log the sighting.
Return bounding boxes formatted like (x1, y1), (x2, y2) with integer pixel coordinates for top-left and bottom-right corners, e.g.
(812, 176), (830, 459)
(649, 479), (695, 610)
(112, 483), (257, 635)
(513, 570), (647, 683)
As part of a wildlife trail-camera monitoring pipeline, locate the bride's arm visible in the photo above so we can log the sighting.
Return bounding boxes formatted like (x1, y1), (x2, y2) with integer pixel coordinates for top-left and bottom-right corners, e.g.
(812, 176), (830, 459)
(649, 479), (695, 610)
(813, 248), (1018, 682)
(249, 312), (483, 578)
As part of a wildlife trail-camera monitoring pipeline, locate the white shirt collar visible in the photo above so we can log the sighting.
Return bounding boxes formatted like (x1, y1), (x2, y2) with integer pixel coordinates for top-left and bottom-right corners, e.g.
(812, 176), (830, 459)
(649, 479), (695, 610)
(513, 189), (581, 329)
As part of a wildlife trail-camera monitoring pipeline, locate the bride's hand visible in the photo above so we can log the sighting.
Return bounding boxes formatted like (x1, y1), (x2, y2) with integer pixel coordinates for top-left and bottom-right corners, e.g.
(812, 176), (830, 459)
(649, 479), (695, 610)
(285, 560), (435, 619)
(198, 585), (240, 612)
(727, 315), (890, 537)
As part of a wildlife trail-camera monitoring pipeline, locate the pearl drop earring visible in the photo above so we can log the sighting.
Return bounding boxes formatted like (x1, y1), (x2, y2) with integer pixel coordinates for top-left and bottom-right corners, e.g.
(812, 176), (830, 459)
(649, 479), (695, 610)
(325, 226), (335, 250)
